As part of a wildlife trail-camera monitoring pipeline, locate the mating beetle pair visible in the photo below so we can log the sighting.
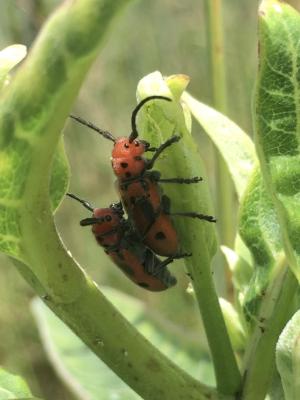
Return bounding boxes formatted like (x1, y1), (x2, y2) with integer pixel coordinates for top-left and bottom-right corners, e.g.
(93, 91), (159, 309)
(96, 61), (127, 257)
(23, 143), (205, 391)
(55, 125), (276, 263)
(68, 96), (216, 291)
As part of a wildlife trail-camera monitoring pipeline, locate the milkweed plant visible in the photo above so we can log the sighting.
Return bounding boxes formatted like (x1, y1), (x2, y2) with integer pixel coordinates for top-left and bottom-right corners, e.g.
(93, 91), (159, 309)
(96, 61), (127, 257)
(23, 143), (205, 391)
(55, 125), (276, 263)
(0, 0), (299, 399)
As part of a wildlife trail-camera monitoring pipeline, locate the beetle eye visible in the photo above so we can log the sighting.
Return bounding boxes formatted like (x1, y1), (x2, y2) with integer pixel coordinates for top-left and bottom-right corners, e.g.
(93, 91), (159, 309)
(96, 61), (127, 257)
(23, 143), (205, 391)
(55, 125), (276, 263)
(124, 143), (129, 148)
(134, 141), (139, 147)
(105, 215), (112, 221)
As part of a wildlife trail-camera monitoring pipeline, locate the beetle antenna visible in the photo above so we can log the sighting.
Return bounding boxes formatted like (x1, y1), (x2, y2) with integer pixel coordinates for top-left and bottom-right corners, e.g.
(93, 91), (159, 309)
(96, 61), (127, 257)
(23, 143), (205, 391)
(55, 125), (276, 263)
(129, 95), (172, 142)
(66, 193), (94, 212)
(70, 115), (116, 143)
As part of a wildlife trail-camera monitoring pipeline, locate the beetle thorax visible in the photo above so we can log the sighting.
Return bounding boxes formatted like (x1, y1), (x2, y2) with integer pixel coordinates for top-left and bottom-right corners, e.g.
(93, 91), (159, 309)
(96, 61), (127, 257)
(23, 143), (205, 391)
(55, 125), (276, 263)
(111, 137), (146, 179)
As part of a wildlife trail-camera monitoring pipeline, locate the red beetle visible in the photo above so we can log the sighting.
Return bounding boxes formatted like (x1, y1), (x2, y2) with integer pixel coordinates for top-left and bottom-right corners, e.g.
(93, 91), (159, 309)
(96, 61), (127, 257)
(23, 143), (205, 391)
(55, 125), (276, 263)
(118, 173), (215, 256)
(67, 193), (190, 291)
(70, 96), (216, 256)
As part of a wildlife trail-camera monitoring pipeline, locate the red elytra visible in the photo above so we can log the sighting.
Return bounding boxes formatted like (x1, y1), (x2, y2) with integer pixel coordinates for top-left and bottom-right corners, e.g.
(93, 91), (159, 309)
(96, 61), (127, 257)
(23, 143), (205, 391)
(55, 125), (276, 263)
(70, 96), (216, 258)
(118, 175), (179, 256)
(67, 193), (184, 292)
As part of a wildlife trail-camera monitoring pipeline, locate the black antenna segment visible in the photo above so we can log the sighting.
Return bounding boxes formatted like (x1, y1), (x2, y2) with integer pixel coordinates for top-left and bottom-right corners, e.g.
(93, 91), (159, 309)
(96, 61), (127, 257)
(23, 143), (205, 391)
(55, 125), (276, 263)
(70, 115), (116, 143)
(66, 192), (94, 212)
(129, 95), (172, 142)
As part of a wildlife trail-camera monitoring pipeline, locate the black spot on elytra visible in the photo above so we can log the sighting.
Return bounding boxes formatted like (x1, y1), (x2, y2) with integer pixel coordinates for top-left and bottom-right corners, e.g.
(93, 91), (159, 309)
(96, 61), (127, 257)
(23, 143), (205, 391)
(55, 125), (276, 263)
(134, 156), (142, 161)
(121, 162), (128, 168)
(125, 172), (131, 178)
(138, 282), (150, 288)
(130, 196), (136, 204)
(155, 231), (166, 240)
(105, 215), (112, 221)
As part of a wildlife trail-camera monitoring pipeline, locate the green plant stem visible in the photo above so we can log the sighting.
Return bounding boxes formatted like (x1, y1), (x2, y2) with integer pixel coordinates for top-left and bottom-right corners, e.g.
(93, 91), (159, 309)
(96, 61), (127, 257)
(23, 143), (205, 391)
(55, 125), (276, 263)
(241, 258), (298, 400)
(186, 250), (241, 396)
(204, 0), (234, 248)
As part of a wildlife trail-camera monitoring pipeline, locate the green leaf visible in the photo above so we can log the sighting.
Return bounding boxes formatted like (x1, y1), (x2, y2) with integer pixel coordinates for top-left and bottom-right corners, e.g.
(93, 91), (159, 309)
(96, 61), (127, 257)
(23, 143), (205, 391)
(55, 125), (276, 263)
(136, 72), (217, 259)
(32, 289), (215, 400)
(49, 138), (70, 212)
(136, 71), (241, 395)
(0, 3), (218, 400)
(182, 92), (257, 200)
(276, 310), (300, 400)
(221, 244), (253, 296)
(0, 44), (27, 90)
(255, 0), (300, 282)
(219, 297), (246, 351)
(239, 168), (284, 324)
(0, 368), (35, 400)
(0, 1), (132, 263)
(265, 370), (285, 400)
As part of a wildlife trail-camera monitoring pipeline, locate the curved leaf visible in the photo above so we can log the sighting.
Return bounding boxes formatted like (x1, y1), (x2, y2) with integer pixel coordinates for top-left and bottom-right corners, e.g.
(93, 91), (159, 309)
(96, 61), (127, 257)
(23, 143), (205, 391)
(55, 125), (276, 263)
(221, 244), (253, 297)
(0, 368), (35, 400)
(239, 168), (284, 324)
(219, 297), (246, 351)
(136, 71), (241, 395)
(49, 138), (70, 212)
(276, 310), (300, 400)
(182, 92), (257, 200)
(0, 44), (26, 90)
(255, 0), (300, 282)
(0, 4), (217, 399)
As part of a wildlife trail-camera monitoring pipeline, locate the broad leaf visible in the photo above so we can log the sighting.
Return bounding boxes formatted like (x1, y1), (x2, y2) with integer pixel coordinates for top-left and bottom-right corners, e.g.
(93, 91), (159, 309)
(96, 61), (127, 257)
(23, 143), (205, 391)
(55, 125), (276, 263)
(182, 92), (257, 201)
(0, 368), (36, 400)
(0, 3), (214, 400)
(219, 297), (246, 351)
(0, 44), (26, 90)
(239, 168), (284, 324)
(276, 310), (300, 400)
(255, 0), (300, 282)
(136, 71), (241, 395)
(137, 72), (217, 258)
(221, 244), (253, 297)
(49, 138), (69, 212)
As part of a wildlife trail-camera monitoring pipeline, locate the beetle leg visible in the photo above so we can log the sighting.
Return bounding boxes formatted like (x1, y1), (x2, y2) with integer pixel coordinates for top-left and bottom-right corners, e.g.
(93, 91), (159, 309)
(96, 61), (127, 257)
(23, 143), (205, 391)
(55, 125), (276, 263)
(67, 192), (94, 212)
(150, 252), (192, 277)
(167, 211), (217, 223)
(157, 176), (203, 184)
(145, 135), (181, 170)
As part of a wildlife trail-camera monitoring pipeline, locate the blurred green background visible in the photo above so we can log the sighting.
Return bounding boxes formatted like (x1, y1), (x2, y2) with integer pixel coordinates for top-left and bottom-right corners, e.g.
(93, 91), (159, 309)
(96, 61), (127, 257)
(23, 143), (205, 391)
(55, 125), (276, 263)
(1, 0), (296, 398)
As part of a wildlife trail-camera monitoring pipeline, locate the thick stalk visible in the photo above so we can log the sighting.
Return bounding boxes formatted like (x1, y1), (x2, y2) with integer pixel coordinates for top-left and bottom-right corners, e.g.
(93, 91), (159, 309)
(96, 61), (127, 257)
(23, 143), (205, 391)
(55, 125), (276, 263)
(185, 248), (241, 395)
(241, 260), (298, 400)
